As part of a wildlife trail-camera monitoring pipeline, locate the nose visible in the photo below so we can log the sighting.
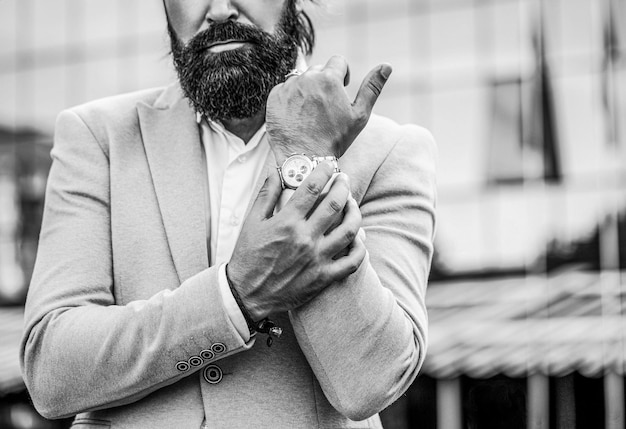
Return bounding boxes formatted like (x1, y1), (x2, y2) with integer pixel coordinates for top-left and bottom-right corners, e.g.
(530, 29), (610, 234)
(205, 0), (239, 24)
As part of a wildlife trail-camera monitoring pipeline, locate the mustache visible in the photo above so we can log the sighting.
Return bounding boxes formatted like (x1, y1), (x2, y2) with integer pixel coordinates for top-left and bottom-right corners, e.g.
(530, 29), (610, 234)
(185, 21), (272, 53)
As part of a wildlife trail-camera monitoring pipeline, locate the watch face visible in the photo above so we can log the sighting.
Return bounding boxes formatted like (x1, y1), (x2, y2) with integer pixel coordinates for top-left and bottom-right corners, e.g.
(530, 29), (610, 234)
(282, 154), (314, 189)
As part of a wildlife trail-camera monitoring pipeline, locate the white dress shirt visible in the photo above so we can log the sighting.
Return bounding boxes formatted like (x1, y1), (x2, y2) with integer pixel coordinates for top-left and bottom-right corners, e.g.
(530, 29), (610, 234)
(199, 117), (272, 343)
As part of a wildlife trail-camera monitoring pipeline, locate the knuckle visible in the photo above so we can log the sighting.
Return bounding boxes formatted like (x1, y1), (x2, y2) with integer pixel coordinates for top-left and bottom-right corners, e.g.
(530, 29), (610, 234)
(317, 267), (330, 285)
(281, 217), (299, 235)
(294, 233), (315, 254)
(328, 198), (344, 214)
(343, 228), (357, 243)
(304, 180), (322, 197)
(345, 257), (361, 275)
(349, 262), (360, 274)
(257, 184), (270, 197)
(308, 255), (326, 280)
(367, 79), (384, 97)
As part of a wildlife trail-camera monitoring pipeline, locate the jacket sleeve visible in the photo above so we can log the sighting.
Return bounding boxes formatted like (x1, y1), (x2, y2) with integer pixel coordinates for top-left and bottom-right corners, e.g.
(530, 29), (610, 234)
(20, 110), (253, 420)
(289, 125), (437, 421)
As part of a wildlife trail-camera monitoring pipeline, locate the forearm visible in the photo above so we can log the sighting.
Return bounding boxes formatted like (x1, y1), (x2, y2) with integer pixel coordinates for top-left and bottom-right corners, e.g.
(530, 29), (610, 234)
(290, 251), (429, 421)
(290, 122), (437, 420)
(21, 266), (252, 419)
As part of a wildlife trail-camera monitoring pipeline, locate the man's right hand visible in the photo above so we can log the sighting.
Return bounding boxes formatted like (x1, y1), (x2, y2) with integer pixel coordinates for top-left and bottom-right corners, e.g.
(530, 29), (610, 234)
(226, 162), (366, 321)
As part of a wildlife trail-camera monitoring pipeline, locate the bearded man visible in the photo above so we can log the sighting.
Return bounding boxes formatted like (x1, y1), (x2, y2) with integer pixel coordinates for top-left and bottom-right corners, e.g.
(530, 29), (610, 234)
(20, 1), (437, 428)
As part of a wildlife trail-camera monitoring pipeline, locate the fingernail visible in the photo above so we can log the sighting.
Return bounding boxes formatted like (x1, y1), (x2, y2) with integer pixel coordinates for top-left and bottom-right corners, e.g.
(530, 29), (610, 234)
(380, 64), (392, 80)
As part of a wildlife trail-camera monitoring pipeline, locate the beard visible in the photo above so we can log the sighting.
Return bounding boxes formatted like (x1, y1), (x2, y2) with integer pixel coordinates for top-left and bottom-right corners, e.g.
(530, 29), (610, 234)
(169, 6), (299, 122)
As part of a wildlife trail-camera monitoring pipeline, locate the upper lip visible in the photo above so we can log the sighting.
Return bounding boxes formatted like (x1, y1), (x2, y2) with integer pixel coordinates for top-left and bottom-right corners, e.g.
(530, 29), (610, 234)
(206, 39), (249, 49)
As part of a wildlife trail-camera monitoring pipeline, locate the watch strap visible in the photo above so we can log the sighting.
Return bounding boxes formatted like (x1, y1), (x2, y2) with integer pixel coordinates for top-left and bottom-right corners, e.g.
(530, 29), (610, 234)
(225, 265), (283, 346)
(278, 154), (340, 190)
(312, 155), (340, 173)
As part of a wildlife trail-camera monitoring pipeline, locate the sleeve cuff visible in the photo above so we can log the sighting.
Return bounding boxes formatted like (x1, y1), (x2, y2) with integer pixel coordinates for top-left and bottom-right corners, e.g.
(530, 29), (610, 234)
(218, 263), (251, 342)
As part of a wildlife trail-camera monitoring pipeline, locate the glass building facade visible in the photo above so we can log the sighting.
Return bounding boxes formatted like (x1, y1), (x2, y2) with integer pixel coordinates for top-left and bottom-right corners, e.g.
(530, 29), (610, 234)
(1, 0), (625, 428)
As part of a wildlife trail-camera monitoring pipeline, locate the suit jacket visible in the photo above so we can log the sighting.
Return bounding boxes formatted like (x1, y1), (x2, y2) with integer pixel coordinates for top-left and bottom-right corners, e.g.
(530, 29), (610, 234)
(21, 83), (437, 429)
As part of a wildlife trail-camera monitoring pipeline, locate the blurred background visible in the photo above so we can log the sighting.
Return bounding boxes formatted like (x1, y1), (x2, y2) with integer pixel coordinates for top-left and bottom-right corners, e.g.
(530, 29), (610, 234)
(1, 0), (625, 428)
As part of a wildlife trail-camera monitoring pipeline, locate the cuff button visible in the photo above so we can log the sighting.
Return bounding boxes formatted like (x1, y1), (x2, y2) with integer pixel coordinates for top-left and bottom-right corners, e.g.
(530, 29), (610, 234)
(200, 349), (215, 360)
(189, 356), (203, 367)
(176, 361), (190, 372)
(211, 343), (226, 354)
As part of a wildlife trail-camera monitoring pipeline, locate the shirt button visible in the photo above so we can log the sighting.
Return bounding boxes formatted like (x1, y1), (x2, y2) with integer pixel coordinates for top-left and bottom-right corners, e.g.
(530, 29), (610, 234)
(203, 365), (223, 384)
(238, 155), (247, 163)
(230, 214), (240, 226)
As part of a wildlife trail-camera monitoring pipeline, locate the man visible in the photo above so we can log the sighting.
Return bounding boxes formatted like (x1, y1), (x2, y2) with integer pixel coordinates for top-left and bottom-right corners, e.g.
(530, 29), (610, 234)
(21, 1), (437, 428)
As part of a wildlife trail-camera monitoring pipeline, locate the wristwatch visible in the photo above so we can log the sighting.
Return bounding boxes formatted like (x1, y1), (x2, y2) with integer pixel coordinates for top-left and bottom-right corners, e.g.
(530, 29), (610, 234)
(277, 154), (340, 190)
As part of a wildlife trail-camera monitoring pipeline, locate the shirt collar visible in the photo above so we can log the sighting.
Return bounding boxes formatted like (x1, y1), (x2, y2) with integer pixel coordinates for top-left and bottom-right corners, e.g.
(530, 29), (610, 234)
(200, 117), (267, 152)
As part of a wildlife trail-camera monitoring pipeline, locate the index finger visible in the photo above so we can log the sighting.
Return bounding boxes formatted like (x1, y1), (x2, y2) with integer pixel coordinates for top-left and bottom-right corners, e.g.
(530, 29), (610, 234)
(282, 162), (335, 216)
(323, 55), (351, 86)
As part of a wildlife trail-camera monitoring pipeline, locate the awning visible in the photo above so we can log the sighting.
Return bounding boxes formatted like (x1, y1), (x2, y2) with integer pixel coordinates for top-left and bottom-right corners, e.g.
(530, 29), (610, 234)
(423, 269), (626, 379)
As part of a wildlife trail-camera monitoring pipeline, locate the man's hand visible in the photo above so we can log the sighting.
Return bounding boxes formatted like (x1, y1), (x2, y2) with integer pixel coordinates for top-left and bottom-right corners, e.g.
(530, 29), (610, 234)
(226, 162), (366, 321)
(266, 56), (392, 163)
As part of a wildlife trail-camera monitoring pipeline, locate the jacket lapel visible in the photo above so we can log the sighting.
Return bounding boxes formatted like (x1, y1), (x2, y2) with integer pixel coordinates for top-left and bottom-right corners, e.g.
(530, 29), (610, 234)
(137, 93), (208, 284)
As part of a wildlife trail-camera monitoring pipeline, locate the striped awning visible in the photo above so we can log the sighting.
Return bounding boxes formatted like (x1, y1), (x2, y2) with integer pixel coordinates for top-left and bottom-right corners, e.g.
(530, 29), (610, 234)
(423, 269), (626, 379)
(0, 306), (25, 395)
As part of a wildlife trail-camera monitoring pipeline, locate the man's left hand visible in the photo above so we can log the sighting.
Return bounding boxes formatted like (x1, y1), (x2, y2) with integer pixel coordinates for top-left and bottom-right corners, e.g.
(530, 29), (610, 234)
(266, 56), (392, 162)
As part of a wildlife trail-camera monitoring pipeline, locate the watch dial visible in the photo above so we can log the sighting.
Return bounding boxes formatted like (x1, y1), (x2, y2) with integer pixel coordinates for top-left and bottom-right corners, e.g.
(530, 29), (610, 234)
(283, 155), (313, 188)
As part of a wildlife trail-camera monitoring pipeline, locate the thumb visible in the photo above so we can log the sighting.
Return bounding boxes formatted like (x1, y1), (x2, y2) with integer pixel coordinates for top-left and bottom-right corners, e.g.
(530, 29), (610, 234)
(353, 63), (392, 117)
(250, 167), (283, 219)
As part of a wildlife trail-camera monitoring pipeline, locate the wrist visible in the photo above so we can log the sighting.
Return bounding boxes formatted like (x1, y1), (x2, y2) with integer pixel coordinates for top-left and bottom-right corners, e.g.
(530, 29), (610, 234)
(224, 264), (283, 346)
(225, 264), (259, 324)
(268, 135), (337, 165)
(276, 153), (340, 190)
(277, 153), (341, 190)
(224, 265), (271, 324)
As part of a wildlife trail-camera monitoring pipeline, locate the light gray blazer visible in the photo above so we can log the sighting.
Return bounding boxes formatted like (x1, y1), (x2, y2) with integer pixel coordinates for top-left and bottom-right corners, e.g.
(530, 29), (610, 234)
(21, 83), (437, 429)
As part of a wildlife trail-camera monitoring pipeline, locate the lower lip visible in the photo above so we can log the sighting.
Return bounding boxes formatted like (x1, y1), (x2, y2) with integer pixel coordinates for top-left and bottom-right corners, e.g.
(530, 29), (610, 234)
(208, 41), (248, 53)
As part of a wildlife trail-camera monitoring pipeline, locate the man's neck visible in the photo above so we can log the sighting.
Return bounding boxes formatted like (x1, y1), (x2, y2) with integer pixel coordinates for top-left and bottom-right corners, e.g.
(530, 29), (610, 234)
(221, 110), (265, 144)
